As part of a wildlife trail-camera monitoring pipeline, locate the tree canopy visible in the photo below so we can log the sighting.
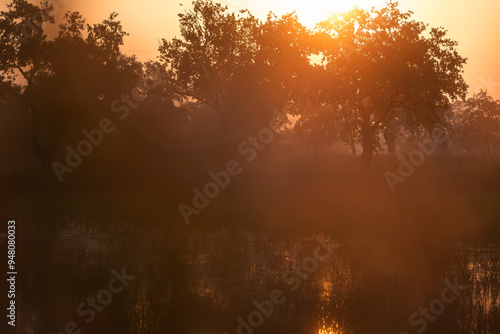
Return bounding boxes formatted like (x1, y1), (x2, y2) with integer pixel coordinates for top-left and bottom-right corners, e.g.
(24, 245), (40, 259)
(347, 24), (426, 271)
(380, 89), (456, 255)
(0, 0), (490, 191)
(314, 2), (468, 167)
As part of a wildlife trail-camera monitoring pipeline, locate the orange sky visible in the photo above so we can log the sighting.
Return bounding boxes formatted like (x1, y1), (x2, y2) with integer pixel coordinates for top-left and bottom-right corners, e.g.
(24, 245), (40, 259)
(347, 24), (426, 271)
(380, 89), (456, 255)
(2, 0), (500, 98)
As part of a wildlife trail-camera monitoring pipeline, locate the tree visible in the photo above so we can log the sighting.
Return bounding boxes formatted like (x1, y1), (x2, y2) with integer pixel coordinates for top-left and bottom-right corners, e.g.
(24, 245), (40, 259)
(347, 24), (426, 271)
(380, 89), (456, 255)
(455, 90), (500, 155)
(159, 0), (259, 110)
(159, 0), (259, 164)
(26, 10), (140, 168)
(1, 0), (54, 165)
(0, 0), (54, 87)
(293, 81), (361, 156)
(315, 1), (468, 169)
(159, 0), (308, 165)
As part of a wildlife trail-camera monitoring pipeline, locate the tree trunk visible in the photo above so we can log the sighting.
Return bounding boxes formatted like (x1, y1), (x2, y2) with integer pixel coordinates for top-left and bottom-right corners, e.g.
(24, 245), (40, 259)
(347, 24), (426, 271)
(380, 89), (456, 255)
(384, 127), (396, 154)
(30, 102), (52, 166)
(350, 140), (357, 156)
(360, 117), (374, 170)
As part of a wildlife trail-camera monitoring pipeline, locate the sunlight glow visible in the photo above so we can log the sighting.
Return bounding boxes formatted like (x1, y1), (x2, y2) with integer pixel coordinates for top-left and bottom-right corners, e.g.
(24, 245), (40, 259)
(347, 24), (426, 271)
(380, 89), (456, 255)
(319, 322), (344, 334)
(286, 0), (389, 28)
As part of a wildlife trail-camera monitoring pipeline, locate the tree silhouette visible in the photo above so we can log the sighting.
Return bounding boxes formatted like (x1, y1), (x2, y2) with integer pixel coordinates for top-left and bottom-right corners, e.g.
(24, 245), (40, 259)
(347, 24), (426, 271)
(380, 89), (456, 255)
(315, 1), (468, 168)
(159, 0), (261, 164)
(0, 0), (479, 191)
(159, 0), (259, 110)
(455, 90), (500, 155)
(0, 0), (54, 164)
(0, 1), (142, 171)
(159, 1), (311, 166)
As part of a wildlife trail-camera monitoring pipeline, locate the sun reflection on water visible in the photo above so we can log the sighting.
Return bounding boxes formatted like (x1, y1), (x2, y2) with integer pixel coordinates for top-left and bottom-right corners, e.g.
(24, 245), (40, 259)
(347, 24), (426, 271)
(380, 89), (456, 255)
(318, 321), (344, 334)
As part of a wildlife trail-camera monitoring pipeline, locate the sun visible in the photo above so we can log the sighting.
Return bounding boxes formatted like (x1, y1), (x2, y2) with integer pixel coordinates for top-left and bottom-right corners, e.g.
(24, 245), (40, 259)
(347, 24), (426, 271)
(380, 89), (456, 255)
(286, 0), (389, 28)
(219, 0), (390, 29)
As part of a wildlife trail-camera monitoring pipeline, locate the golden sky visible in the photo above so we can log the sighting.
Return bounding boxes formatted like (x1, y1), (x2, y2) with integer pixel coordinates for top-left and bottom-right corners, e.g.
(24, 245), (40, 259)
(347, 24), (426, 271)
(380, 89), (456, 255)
(2, 0), (500, 97)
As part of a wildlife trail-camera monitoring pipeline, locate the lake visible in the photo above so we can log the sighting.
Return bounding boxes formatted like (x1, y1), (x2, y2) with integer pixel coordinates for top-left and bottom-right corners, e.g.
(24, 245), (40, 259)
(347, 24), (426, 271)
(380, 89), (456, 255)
(16, 217), (500, 334)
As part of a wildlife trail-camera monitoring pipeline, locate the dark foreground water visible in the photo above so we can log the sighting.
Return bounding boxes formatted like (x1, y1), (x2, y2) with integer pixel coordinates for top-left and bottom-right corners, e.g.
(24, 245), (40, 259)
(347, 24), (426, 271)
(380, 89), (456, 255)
(15, 218), (500, 334)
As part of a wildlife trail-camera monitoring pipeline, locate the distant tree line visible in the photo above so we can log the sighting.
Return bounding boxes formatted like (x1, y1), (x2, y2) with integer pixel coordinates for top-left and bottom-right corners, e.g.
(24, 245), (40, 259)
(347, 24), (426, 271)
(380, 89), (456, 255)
(1, 0), (498, 191)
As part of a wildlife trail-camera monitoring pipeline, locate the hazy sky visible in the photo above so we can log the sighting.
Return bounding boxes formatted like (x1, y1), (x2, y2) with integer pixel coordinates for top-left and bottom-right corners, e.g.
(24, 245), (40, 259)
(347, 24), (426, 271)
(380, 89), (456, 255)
(2, 0), (500, 97)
